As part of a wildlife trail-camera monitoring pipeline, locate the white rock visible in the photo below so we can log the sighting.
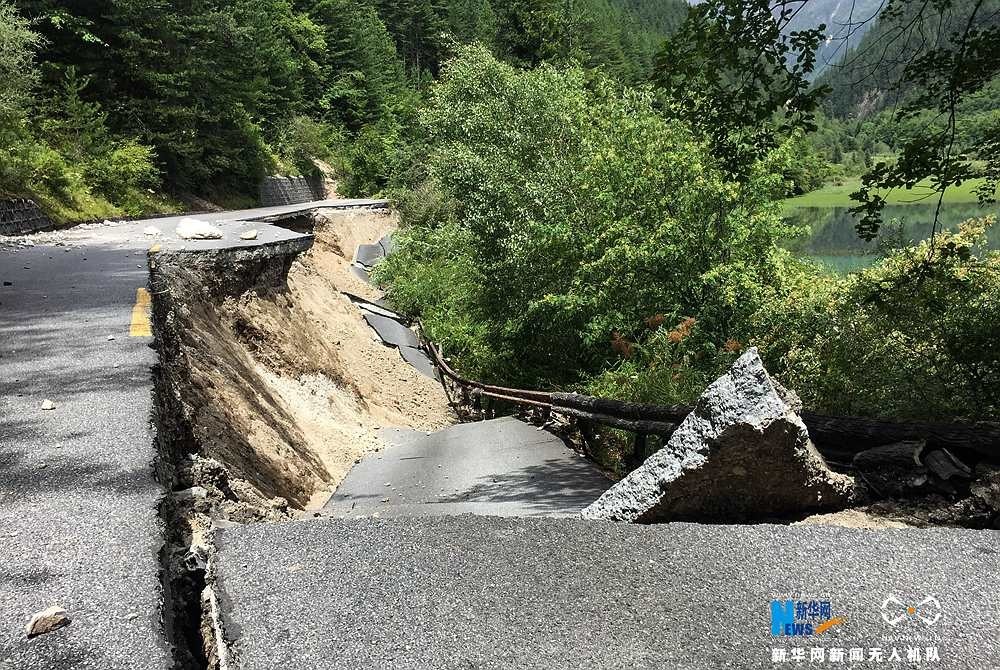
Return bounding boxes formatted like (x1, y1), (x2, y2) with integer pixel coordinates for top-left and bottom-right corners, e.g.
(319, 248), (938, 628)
(26, 606), (71, 638)
(143, 226), (162, 237)
(41, 399), (56, 411)
(107, 335), (116, 341)
(239, 229), (258, 240)
(175, 218), (223, 240)
(175, 486), (209, 500)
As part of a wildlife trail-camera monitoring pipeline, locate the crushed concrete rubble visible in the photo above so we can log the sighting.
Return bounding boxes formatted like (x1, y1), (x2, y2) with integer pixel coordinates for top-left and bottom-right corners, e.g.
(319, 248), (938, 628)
(176, 218), (223, 240)
(582, 349), (857, 523)
(25, 606), (71, 638)
(852, 441), (928, 497)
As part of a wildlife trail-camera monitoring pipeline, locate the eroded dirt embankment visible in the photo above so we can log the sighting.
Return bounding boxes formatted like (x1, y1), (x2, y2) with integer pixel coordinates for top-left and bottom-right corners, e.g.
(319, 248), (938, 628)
(153, 208), (453, 520)
(152, 208), (453, 667)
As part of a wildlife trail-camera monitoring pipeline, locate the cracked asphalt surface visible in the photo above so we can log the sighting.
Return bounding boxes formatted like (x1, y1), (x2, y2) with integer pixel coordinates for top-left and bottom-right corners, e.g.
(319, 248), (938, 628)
(0, 200), (380, 668)
(213, 516), (1000, 670)
(325, 417), (612, 518)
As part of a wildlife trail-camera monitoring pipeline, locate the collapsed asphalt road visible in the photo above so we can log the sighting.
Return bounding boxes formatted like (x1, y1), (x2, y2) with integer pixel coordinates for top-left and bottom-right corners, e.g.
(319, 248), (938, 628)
(0, 199), (384, 669)
(4, 199), (1000, 670)
(325, 417), (612, 518)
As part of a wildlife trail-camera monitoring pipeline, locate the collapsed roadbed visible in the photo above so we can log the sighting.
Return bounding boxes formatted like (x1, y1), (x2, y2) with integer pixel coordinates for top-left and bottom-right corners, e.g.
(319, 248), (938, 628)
(144, 206), (1000, 669)
(147, 209), (453, 667)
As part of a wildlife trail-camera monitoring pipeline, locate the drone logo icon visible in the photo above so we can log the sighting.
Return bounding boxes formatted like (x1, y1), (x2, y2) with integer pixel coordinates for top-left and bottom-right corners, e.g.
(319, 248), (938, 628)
(881, 595), (942, 626)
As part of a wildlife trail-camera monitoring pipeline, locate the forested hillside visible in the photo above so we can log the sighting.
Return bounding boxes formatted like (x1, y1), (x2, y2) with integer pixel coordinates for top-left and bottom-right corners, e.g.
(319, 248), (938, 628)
(0, 0), (687, 221)
(782, 0), (883, 78)
(819, 0), (1000, 119)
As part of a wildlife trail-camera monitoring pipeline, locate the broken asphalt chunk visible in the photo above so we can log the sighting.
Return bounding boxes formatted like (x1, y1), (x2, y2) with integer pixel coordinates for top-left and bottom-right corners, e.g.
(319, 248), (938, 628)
(582, 349), (857, 523)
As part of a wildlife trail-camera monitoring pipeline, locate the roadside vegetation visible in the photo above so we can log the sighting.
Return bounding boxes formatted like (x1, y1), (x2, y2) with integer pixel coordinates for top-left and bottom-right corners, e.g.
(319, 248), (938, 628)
(2, 0), (688, 221)
(376, 45), (1000, 422)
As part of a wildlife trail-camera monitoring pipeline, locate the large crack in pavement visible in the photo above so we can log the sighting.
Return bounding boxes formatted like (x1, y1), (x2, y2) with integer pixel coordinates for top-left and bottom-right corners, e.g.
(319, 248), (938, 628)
(147, 207), (454, 668)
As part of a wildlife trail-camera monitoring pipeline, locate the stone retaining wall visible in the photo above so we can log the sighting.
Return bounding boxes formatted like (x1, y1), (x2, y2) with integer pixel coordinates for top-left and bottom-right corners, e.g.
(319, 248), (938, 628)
(0, 198), (52, 236)
(259, 176), (320, 207)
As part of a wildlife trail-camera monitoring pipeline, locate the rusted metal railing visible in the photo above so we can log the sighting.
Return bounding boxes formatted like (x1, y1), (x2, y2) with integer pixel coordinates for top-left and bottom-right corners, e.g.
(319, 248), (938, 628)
(425, 341), (1000, 467)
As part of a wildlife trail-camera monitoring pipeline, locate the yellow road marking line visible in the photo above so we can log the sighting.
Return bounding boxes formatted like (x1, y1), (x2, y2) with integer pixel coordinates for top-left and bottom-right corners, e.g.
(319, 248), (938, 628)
(129, 288), (152, 337)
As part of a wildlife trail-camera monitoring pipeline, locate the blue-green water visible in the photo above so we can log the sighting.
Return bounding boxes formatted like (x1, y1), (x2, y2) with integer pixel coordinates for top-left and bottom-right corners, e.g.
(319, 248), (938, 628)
(783, 203), (1000, 273)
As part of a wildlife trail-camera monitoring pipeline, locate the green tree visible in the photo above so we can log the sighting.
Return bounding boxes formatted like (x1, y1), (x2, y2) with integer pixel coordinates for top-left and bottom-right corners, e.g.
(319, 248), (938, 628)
(373, 0), (448, 76)
(308, 0), (408, 131)
(652, 0), (828, 178)
(847, 0), (1000, 243)
(378, 45), (795, 386)
(0, 0), (40, 127)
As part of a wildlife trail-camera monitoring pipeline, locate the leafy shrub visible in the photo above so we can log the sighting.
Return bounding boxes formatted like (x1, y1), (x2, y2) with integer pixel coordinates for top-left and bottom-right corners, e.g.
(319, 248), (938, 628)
(378, 44), (796, 386)
(756, 219), (1000, 420)
(276, 116), (345, 177)
(585, 316), (744, 406)
(84, 140), (160, 201)
(341, 116), (408, 196)
(18, 142), (74, 196)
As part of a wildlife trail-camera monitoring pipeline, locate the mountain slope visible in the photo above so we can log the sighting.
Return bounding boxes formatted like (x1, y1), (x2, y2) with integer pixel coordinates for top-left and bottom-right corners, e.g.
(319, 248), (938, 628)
(817, 0), (1000, 118)
(785, 0), (884, 78)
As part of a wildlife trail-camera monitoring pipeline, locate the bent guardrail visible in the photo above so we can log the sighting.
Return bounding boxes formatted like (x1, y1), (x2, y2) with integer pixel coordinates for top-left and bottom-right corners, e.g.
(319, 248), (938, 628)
(424, 341), (1000, 469)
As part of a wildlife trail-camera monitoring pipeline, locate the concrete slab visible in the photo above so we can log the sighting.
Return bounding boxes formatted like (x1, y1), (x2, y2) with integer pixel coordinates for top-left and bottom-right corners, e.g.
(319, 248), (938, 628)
(342, 291), (397, 314)
(357, 300), (406, 322)
(324, 417), (611, 518)
(362, 312), (419, 349)
(399, 345), (438, 379)
(354, 243), (385, 268)
(212, 516), (1000, 670)
(378, 233), (395, 255)
(349, 265), (370, 283)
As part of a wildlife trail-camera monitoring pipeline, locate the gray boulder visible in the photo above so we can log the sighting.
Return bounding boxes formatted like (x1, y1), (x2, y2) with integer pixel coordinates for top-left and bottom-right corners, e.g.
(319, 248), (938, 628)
(582, 349), (856, 523)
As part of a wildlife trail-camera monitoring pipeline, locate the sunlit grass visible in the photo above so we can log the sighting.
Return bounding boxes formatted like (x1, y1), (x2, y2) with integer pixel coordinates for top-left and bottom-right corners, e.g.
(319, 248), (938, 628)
(783, 177), (991, 210)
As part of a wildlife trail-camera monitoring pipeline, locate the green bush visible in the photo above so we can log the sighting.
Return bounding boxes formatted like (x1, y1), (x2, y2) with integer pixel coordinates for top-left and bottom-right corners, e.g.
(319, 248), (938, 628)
(276, 116), (345, 177)
(19, 142), (74, 196)
(84, 140), (160, 201)
(341, 116), (409, 196)
(756, 219), (1000, 420)
(377, 44), (796, 386)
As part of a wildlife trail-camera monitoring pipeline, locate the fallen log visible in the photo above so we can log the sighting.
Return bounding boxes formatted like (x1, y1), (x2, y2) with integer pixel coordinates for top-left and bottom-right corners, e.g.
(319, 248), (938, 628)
(554, 393), (1000, 460)
(800, 412), (1000, 460)
(551, 392), (688, 424)
(554, 406), (677, 437)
